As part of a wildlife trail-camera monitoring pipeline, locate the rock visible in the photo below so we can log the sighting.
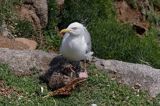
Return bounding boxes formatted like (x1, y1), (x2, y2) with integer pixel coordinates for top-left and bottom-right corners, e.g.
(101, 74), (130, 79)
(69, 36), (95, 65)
(115, 0), (149, 35)
(0, 48), (82, 91)
(32, 0), (48, 28)
(115, 1), (142, 23)
(0, 48), (57, 76)
(0, 36), (29, 50)
(15, 5), (42, 30)
(133, 23), (148, 35)
(15, 38), (37, 50)
(16, 0), (48, 29)
(56, 0), (64, 6)
(2, 48), (160, 97)
(95, 59), (160, 97)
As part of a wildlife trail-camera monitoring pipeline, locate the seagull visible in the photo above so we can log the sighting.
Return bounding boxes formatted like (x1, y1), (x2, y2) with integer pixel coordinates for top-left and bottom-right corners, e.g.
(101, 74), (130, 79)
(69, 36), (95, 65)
(60, 22), (93, 78)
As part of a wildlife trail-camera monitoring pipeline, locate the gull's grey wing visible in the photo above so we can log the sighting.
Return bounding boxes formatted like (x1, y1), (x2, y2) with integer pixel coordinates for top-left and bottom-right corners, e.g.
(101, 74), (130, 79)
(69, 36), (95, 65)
(83, 27), (91, 52)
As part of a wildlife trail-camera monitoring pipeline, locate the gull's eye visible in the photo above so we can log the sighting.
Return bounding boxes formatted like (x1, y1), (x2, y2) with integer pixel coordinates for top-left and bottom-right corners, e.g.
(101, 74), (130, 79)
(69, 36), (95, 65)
(71, 27), (78, 30)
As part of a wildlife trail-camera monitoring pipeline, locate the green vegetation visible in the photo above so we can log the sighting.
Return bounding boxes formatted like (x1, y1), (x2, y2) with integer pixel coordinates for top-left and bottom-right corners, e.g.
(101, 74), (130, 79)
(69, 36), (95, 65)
(148, 0), (160, 9)
(0, 0), (22, 25)
(0, 0), (36, 38)
(14, 20), (36, 37)
(1, 64), (159, 106)
(56, 0), (160, 68)
(2, 0), (160, 68)
(43, 0), (61, 51)
(1, 0), (160, 104)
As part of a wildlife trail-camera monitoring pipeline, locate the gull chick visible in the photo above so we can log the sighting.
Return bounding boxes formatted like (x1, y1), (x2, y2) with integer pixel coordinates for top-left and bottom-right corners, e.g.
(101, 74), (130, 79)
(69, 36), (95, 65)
(60, 22), (93, 78)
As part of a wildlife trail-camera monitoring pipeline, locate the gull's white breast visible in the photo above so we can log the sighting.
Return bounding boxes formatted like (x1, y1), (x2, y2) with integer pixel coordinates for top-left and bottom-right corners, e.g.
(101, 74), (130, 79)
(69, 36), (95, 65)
(60, 34), (87, 61)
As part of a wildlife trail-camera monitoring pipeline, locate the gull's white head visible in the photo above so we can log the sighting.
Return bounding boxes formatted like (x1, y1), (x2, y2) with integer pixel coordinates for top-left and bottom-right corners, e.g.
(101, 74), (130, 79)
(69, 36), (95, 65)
(60, 22), (85, 36)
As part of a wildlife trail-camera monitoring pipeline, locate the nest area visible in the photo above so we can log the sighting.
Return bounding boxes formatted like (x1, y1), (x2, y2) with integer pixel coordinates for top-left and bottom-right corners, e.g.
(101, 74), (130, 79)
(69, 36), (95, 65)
(39, 55), (86, 96)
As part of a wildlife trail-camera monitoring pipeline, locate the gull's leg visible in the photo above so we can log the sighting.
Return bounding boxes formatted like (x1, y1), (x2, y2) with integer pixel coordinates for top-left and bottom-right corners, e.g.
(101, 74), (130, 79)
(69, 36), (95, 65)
(79, 51), (93, 78)
(79, 61), (86, 72)
(79, 60), (88, 78)
(84, 60), (87, 72)
(63, 64), (75, 77)
(63, 64), (75, 72)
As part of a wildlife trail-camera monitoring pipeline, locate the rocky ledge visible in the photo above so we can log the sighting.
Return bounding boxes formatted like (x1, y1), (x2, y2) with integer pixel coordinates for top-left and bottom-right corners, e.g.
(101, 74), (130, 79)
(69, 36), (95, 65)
(0, 48), (160, 97)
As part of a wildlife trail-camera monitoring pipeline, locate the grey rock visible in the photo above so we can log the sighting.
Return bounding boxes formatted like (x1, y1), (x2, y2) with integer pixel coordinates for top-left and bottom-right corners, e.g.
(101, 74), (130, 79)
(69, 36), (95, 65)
(0, 48), (57, 75)
(23, 0), (48, 28)
(95, 59), (160, 97)
(33, 0), (48, 28)
(56, 0), (64, 6)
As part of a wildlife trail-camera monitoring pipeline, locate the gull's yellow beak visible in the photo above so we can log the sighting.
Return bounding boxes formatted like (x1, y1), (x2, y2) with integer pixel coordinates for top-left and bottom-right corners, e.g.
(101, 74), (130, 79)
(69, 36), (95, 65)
(60, 28), (71, 34)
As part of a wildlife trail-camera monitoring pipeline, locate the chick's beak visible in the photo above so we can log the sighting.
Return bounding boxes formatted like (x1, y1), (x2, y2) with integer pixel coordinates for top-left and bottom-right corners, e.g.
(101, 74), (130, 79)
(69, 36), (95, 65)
(60, 28), (71, 35)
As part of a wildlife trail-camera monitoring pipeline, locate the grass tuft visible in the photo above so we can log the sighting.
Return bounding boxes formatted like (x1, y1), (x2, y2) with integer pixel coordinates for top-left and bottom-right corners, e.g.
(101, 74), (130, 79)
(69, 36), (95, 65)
(14, 20), (36, 37)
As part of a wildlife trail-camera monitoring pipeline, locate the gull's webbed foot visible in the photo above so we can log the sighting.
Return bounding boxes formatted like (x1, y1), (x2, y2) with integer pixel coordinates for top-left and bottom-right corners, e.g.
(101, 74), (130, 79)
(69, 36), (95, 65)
(78, 71), (88, 78)
(79, 61), (88, 78)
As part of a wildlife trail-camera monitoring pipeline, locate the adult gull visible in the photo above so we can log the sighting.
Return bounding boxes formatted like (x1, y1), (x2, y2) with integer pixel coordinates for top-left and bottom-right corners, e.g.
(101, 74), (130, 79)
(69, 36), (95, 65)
(60, 22), (93, 78)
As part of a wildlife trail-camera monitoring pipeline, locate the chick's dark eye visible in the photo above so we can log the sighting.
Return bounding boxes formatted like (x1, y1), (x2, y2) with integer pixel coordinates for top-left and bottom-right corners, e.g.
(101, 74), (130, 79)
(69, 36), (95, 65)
(71, 27), (77, 30)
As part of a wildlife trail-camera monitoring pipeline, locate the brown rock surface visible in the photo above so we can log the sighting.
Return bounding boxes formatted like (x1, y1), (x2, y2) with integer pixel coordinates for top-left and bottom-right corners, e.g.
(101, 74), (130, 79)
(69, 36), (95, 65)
(15, 38), (37, 50)
(115, 0), (149, 35)
(0, 36), (29, 50)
